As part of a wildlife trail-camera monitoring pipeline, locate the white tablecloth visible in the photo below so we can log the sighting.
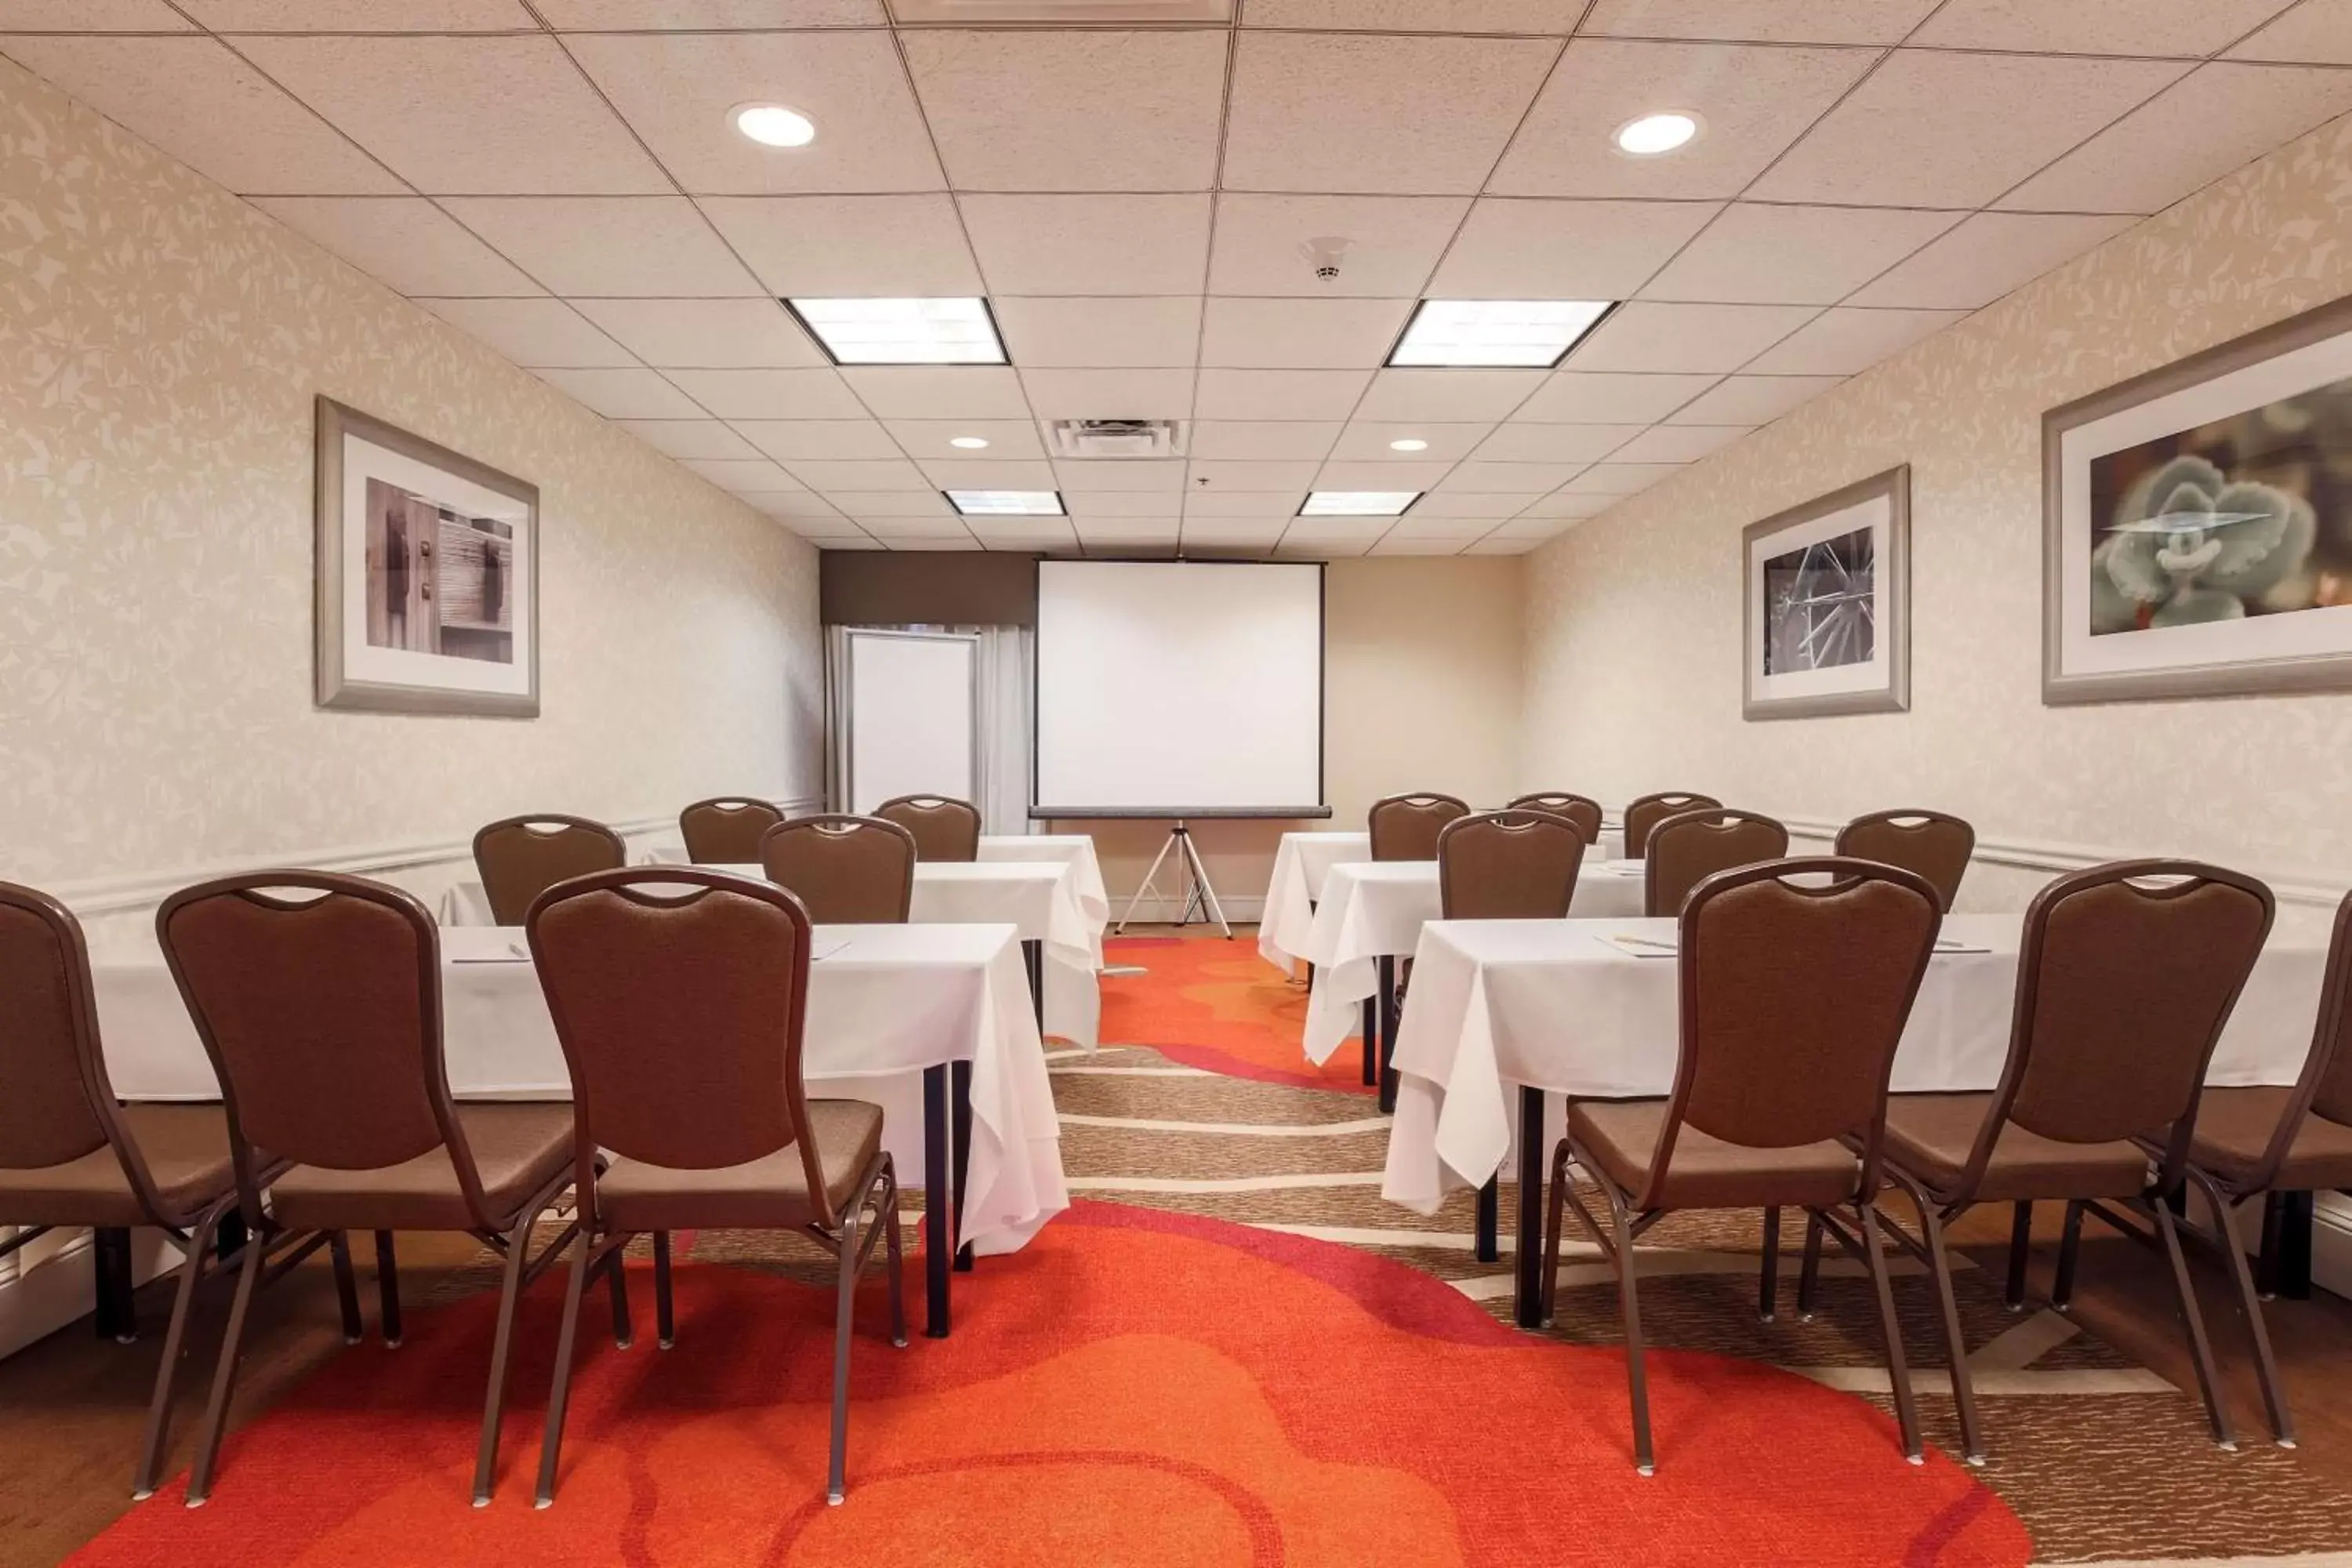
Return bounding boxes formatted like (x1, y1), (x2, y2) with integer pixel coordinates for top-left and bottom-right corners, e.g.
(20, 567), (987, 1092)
(89, 924), (1067, 1256)
(1296, 859), (1650, 1064)
(1380, 913), (2332, 1215)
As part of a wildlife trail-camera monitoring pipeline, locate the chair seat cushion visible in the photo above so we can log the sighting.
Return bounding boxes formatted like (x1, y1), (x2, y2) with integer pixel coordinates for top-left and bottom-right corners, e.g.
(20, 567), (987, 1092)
(1568, 1099), (1860, 1211)
(1882, 1093), (2151, 1203)
(0, 1104), (235, 1228)
(269, 1102), (573, 1233)
(596, 1100), (885, 1232)
(2190, 1087), (2352, 1193)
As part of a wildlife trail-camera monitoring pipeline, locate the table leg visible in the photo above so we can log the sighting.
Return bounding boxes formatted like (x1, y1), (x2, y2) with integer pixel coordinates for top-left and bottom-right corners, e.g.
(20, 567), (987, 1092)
(923, 1065), (951, 1338)
(1360, 998), (1377, 1087)
(93, 1227), (136, 1342)
(1377, 954), (1400, 1114)
(2258, 1190), (2314, 1301)
(216, 1210), (248, 1262)
(1022, 938), (1044, 1033)
(952, 1059), (975, 1273)
(1515, 1087), (1545, 1330)
(1475, 1177), (1500, 1264)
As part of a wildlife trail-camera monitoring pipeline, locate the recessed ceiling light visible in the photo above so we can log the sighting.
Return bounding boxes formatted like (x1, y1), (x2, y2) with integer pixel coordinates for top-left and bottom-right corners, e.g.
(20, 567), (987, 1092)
(785, 298), (1007, 366)
(1385, 299), (1613, 370)
(1388, 437), (1429, 452)
(1614, 111), (1700, 157)
(947, 489), (1064, 517)
(731, 103), (816, 149)
(949, 435), (991, 450)
(1301, 492), (1418, 517)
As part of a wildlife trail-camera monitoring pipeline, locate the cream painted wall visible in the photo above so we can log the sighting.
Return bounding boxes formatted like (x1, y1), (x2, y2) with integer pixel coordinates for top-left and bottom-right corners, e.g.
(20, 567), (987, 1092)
(0, 57), (824, 941)
(1520, 109), (2352, 922)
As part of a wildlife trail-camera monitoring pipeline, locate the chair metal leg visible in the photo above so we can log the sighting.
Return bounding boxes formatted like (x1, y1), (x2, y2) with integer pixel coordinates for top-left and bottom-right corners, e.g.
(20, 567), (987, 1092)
(1855, 1203), (1923, 1465)
(184, 1227), (267, 1508)
(881, 1160), (909, 1350)
(534, 1234), (597, 1508)
(1541, 1144), (1571, 1326)
(1796, 1211), (1825, 1320)
(605, 1247), (633, 1349)
(652, 1232), (676, 1350)
(2051, 1201), (2085, 1313)
(2151, 1193), (2238, 1452)
(2190, 1174), (2295, 1446)
(471, 1211), (538, 1506)
(328, 1231), (363, 1345)
(1903, 1186), (1984, 1465)
(826, 1208), (862, 1507)
(1759, 1207), (1781, 1323)
(132, 1207), (225, 1500)
(1607, 1192), (1654, 1475)
(373, 1231), (402, 1348)
(2005, 1201), (2032, 1310)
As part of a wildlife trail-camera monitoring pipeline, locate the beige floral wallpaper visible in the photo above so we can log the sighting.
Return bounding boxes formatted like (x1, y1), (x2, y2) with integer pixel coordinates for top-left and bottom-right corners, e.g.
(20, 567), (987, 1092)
(1522, 108), (2352, 913)
(0, 56), (823, 907)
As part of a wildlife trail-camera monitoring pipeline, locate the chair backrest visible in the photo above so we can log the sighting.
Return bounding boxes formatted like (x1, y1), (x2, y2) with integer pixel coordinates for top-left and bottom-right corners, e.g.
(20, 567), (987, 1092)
(1506, 793), (1604, 844)
(526, 869), (833, 1228)
(1644, 808), (1789, 918)
(1368, 793), (1470, 862)
(156, 873), (492, 1225)
(0, 882), (125, 1177)
(873, 795), (981, 862)
(1624, 791), (1721, 858)
(1439, 811), (1587, 920)
(1637, 858), (1940, 1211)
(679, 797), (786, 865)
(1835, 809), (1976, 912)
(473, 815), (626, 925)
(2225, 891), (2352, 1194)
(760, 815), (916, 924)
(1962, 860), (2273, 1198)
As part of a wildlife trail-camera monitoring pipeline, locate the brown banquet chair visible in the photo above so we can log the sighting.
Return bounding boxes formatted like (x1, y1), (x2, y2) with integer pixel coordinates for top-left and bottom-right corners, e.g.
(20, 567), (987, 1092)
(1622, 791), (1720, 858)
(1544, 858), (1945, 1473)
(1368, 792), (1470, 862)
(473, 814), (626, 924)
(526, 867), (905, 1508)
(0, 881), (251, 1501)
(1507, 792), (1605, 846)
(680, 797), (786, 865)
(1642, 808), (1789, 918)
(760, 815), (918, 924)
(1439, 811), (1587, 920)
(1835, 809), (1976, 912)
(873, 794), (982, 862)
(155, 871), (605, 1507)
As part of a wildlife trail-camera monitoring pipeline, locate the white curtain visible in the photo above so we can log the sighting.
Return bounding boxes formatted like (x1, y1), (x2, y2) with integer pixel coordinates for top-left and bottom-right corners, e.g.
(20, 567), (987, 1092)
(827, 622), (1033, 835)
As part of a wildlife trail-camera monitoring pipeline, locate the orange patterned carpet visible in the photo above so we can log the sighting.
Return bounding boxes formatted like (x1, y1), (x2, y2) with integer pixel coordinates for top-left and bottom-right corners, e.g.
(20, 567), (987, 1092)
(1099, 936), (1373, 1094)
(72, 1204), (2027, 1567)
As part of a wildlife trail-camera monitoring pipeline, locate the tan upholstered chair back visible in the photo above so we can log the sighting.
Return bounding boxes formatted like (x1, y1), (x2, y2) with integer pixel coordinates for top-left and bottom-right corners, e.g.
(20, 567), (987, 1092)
(473, 815), (626, 925)
(1439, 811), (1586, 920)
(2301, 894), (2352, 1130)
(0, 882), (116, 1171)
(1835, 809), (1976, 912)
(873, 796), (981, 862)
(1368, 793), (1470, 862)
(1644, 809), (1789, 919)
(1623, 792), (1721, 858)
(760, 815), (916, 924)
(1506, 793), (1604, 845)
(680, 797), (786, 865)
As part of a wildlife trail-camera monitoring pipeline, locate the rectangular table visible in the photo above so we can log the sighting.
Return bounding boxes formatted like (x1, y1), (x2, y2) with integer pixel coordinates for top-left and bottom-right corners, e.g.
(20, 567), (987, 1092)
(89, 922), (1065, 1339)
(1381, 913), (2332, 1328)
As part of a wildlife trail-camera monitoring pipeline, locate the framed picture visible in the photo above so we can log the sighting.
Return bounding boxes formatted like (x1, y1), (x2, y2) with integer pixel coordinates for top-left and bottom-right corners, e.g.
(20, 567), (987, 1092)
(2044, 295), (2352, 705)
(1741, 466), (1911, 721)
(314, 396), (538, 717)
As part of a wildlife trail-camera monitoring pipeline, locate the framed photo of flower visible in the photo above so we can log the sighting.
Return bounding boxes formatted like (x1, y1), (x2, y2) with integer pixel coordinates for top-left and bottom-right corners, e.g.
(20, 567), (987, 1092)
(2044, 296), (2352, 704)
(1741, 466), (1911, 721)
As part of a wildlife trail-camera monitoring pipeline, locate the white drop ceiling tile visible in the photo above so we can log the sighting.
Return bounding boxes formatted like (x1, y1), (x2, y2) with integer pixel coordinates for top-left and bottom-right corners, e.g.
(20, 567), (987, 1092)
(1352, 369), (1549, 423)
(615, 420), (762, 461)
(1327, 423), (1495, 461)
(1073, 519), (1183, 541)
(1180, 524), (1286, 547)
(1609, 423), (1750, 463)
(1063, 492), (1184, 519)
(1639, 204), (1964, 306)
(1464, 536), (1545, 554)
(1519, 489), (1614, 519)
(535, 366), (706, 419)
(1020, 368), (1196, 421)
(1194, 369), (1375, 422)
(1281, 517), (1389, 541)
(537, 2), (886, 27)
(1429, 199), (1722, 298)
(1578, 0), (1938, 42)
(1998, 64), (2352, 217)
(0, 38), (403, 196)
(421, 298), (633, 368)
(1198, 298), (1417, 371)
(1847, 212), (2136, 310)
(1561, 462), (1687, 495)
(838, 366), (1031, 419)
(1189, 459), (1327, 490)
(1514, 371), (1719, 423)
(566, 31), (942, 196)
(441, 198), (761, 297)
(571, 299), (825, 369)
(1751, 52), (2190, 209)
(251, 198), (540, 296)
(1565, 302), (1817, 374)
(842, 495), (956, 520)
(969, 520), (1079, 547)
(816, 537), (888, 550)
(1183, 492), (1307, 518)
(1310, 459), (1452, 489)
(1053, 460), (1188, 492)
(666, 367), (866, 419)
(960, 194), (1213, 296)
(1275, 541), (1376, 559)
(900, 29), (1227, 192)
(1665, 373), (1845, 426)
(1187, 421), (1345, 460)
(1368, 536), (1471, 556)
(789, 459), (930, 492)
(1741, 307), (1966, 375)
(0, 2), (191, 27)
(1207, 194), (1471, 298)
(742, 492), (845, 522)
(887, 420), (1050, 460)
(1491, 516), (1578, 538)
(993, 298), (1203, 370)
(235, 35), (668, 195)
(734, 420), (904, 462)
(887, 537), (985, 551)
(1242, 0), (1586, 28)
(2232, 0), (2352, 63)
(1470, 424), (1644, 463)
(183, 1), (533, 26)
(919, 459), (1056, 490)
(682, 458), (801, 492)
(859, 511), (963, 534)
(1223, 31), (1560, 195)
(1911, 0), (2296, 56)
(1380, 515), (1501, 539)
(1490, 40), (1876, 200)
(699, 196), (982, 296)
(1411, 491), (1543, 517)
(1439, 462), (1587, 493)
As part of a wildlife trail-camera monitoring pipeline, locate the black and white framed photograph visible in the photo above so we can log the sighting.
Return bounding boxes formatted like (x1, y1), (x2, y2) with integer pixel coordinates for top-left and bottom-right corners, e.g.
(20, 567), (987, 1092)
(314, 396), (539, 717)
(2045, 296), (2352, 704)
(1741, 466), (1911, 720)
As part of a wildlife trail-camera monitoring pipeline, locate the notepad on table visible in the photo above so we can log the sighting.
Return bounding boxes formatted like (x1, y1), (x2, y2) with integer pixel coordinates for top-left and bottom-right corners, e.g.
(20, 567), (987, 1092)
(1603, 933), (1679, 959)
(1932, 936), (1992, 955)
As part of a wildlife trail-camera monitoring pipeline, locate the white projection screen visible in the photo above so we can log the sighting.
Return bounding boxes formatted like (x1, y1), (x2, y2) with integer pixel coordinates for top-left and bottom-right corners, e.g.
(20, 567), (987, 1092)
(1033, 561), (1324, 816)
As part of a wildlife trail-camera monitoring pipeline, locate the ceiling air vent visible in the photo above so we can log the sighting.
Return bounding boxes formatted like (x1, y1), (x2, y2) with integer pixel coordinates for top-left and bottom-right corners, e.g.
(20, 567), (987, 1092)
(888, 1), (1232, 21)
(1046, 419), (1189, 460)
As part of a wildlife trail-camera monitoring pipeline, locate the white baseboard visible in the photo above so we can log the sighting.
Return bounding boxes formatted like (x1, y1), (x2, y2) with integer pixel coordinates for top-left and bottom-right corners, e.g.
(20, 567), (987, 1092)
(2311, 1194), (2352, 1299)
(0, 1230), (177, 1361)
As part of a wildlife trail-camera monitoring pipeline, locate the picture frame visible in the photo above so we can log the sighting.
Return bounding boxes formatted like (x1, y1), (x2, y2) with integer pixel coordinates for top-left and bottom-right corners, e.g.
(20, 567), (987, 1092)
(314, 396), (539, 717)
(2043, 295), (2352, 706)
(1741, 465), (1911, 721)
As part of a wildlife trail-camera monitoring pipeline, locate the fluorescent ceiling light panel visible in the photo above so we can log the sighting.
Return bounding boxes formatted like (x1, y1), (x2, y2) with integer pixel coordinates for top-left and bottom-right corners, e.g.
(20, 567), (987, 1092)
(1387, 299), (1614, 369)
(947, 489), (1065, 516)
(1301, 491), (1418, 517)
(786, 298), (1007, 366)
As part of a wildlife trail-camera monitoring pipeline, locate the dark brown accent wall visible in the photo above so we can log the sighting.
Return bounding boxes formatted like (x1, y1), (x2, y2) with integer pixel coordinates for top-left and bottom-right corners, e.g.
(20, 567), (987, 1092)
(819, 550), (1040, 627)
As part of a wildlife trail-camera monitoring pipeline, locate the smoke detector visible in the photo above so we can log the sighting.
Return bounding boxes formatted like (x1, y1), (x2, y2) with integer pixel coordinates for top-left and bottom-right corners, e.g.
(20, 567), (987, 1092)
(1299, 236), (1352, 283)
(1045, 419), (1189, 460)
